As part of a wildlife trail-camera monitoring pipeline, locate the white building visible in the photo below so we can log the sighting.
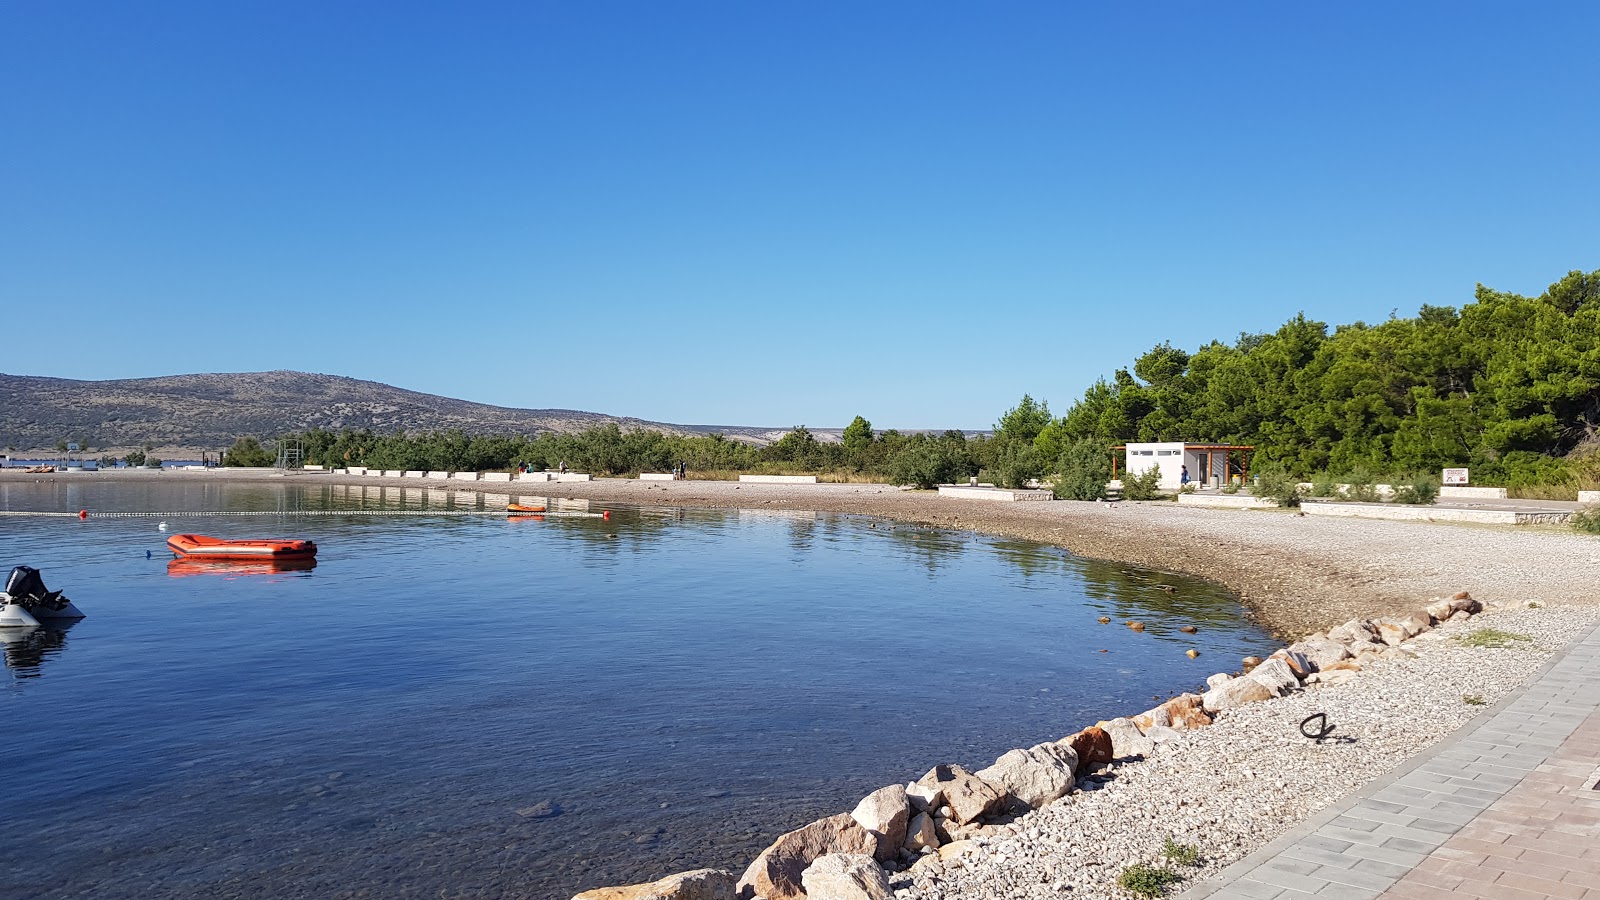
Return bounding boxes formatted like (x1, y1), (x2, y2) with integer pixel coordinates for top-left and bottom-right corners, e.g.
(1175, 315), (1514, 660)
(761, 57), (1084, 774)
(1116, 442), (1254, 490)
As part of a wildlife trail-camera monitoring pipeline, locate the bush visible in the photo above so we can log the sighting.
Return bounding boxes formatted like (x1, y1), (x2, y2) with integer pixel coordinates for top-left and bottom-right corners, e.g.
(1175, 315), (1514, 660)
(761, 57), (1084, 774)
(123, 449), (146, 468)
(1391, 473), (1440, 505)
(1162, 837), (1202, 867)
(222, 437), (277, 467)
(1343, 466), (1379, 502)
(1123, 464), (1162, 501)
(989, 441), (1045, 489)
(1455, 628), (1533, 649)
(1118, 864), (1184, 897)
(1309, 472), (1341, 498)
(1254, 467), (1303, 508)
(1220, 482), (1241, 494)
(1571, 505), (1600, 534)
(888, 441), (969, 489)
(1051, 439), (1111, 500)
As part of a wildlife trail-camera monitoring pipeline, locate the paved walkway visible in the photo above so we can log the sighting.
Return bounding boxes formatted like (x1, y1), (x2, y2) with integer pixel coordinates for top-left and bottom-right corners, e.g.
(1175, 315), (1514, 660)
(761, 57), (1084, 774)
(1183, 623), (1600, 900)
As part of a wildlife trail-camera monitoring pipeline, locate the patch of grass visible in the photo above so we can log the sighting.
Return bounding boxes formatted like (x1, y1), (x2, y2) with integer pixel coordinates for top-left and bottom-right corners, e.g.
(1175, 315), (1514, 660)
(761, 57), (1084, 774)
(1118, 864), (1184, 897)
(1463, 694), (1487, 706)
(1162, 837), (1202, 867)
(1455, 628), (1534, 649)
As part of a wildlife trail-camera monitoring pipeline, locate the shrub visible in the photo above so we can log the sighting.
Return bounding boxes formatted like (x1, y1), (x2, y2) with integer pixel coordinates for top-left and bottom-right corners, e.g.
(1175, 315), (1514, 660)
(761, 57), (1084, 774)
(1162, 837), (1202, 867)
(1455, 628), (1533, 649)
(222, 437), (277, 467)
(1391, 473), (1440, 505)
(1118, 864), (1183, 897)
(1343, 466), (1379, 502)
(888, 441), (969, 489)
(1220, 482), (1241, 494)
(1254, 467), (1303, 508)
(1309, 473), (1341, 498)
(1123, 464), (1162, 501)
(989, 441), (1045, 489)
(1051, 439), (1111, 501)
(1572, 505), (1600, 534)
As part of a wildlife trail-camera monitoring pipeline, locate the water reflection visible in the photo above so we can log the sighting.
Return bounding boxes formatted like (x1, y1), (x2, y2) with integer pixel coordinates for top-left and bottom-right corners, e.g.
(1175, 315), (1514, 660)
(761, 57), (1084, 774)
(166, 557), (318, 578)
(1, 622), (74, 680)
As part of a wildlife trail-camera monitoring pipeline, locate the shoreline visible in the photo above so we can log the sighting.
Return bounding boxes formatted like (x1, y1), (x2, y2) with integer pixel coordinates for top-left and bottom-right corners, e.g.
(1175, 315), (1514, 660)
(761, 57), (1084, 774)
(16, 469), (1600, 638)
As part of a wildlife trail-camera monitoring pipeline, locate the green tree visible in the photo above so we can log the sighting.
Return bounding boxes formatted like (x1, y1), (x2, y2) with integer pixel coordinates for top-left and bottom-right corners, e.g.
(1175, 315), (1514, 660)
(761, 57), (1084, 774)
(1051, 439), (1112, 500)
(222, 437), (277, 467)
(842, 415), (874, 462)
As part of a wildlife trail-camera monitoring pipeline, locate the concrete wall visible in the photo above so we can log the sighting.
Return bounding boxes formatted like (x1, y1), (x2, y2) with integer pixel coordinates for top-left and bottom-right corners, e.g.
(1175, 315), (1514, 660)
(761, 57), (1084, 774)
(937, 485), (1053, 502)
(1124, 442), (1186, 490)
(347, 467), (367, 476)
(738, 474), (818, 484)
(451, 471), (480, 482)
(383, 470), (403, 478)
(426, 471), (450, 480)
(639, 473), (676, 481)
(553, 473), (592, 482)
(519, 472), (553, 482)
(481, 472), (513, 482)
(1301, 502), (1570, 526)
(1439, 486), (1509, 500)
(404, 471), (425, 478)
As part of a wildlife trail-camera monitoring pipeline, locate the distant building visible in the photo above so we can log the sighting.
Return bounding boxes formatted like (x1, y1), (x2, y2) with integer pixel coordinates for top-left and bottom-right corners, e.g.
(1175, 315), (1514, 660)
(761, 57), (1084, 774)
(1114, 442), (1255, 490)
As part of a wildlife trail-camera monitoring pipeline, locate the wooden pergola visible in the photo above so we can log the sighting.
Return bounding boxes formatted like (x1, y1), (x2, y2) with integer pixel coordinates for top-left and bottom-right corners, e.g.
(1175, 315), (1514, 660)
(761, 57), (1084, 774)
(1111, 443), (1256, 484)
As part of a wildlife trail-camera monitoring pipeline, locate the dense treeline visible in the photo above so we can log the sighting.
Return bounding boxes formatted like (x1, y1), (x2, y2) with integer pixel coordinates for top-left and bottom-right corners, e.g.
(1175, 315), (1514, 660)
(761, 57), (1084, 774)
(220, 268), (1598, 494)
(1037, 269), (1600, 488)
(251, 419), (992, 489)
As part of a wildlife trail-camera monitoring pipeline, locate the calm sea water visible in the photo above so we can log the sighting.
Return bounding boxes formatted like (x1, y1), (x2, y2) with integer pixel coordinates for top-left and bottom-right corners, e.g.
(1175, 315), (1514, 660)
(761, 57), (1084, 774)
(0, 481), (1275, 899)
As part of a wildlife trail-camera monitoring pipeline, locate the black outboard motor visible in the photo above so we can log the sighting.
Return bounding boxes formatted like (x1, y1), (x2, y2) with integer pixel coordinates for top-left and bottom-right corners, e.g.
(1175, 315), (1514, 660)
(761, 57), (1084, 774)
(5, 566), (69, 613)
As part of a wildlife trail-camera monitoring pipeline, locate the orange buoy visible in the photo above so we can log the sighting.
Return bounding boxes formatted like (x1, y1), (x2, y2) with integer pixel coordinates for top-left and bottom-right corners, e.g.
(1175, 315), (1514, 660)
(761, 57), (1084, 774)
(79, 510), (88, 519)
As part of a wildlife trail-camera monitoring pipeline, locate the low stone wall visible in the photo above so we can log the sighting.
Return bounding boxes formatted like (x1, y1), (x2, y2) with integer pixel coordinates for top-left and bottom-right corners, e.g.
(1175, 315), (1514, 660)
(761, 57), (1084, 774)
(404, 471), (425, 478)
(1301, 501), (1570, 526)
(426, 471), (450, 480)
(739, 474), (819, 484)
(365, 469), (385, 477)
(1176, 493), (1277, 509)
(1439, 485), (1509, 499)
(519, 472), (554, 482)
(451, 471), (480, 482)
(554, 473), (592, 483)
(575, 591), (1489, 900)
(936, 485), (1053, 502)
(347, 467), (368, 476)
(480, 472), (513, 482)
(383, 470), (403, 478)
(639, 473), (676, 481)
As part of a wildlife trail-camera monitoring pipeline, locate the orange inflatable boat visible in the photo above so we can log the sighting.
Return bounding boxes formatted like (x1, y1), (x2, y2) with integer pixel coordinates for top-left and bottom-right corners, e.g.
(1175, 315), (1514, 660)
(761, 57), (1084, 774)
(167, 534), (318, 561)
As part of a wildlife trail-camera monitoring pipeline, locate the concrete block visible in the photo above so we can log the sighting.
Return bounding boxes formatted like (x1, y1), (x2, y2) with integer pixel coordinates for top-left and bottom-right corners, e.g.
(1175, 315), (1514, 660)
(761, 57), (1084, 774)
(936, 485), (1053, 502)
(426, 471), (450, 480)
(1439, 486), (1508, 499)
(347, 467), (367, 476)
(304, 464), (325, 471)
(518, 472), (553, 482)
(639, 473), (676, 481)
(451, 471), (480, 482)
(383, 470), (403, 478)
(554, 473), (591, 482)
(1300, 502), (1570, 526)
(366, 469), (385, 477)
(738, 474), (818, 484)
(404, 471), (425, 478)
(480, 472), (513, 482)
(1580, 490), (1600, 504)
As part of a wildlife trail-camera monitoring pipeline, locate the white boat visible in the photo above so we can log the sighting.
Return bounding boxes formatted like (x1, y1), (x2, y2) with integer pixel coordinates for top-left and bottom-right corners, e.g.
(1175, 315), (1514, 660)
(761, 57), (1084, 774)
(0, 566), (85, 628)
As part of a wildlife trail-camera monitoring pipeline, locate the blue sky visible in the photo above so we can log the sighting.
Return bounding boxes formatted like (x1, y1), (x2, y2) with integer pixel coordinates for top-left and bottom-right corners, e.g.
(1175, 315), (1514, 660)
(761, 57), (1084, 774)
(3, 2), (1596, 429)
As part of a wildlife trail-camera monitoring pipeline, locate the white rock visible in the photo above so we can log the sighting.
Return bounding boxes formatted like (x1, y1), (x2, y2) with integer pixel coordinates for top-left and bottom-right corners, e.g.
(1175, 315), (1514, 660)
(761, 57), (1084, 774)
(1202, 676), (1276, 712)
(800, 853), (890, 900)
(1206, 673), (1234, 690)
(903, 812), (938, 852)
(1247, 658), (1300, 696)
(850, 785), (909, 862)
(975, 747), (1075, 810)
(1099, 717), (1156, 759)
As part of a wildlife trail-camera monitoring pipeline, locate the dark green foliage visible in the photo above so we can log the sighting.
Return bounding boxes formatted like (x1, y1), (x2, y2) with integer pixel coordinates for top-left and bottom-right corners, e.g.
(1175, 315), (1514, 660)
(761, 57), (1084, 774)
(888, 437), (971, 489)
(986, 441), (1044, 489)
(222, 437), (276, 467)
(1035, 269), (1600, 485)
(1123, 464), (1162, 500)
(1572, 506), (1600, 534)
(1118, 863), (1184, 897)
(123, 449), (146, 468)
(1052, 439), (1111, 500)
(1161, 837), (1202, 867)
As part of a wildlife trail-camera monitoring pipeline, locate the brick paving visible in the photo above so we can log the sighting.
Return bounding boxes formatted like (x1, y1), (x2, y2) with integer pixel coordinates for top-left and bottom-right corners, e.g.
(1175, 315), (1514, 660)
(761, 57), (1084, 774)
(1182, 623), (1600, 900)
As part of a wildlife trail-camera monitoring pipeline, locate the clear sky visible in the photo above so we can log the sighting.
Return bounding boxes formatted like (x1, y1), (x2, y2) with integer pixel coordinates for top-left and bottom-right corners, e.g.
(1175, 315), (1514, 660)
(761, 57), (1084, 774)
(3, 2), (1596, 429)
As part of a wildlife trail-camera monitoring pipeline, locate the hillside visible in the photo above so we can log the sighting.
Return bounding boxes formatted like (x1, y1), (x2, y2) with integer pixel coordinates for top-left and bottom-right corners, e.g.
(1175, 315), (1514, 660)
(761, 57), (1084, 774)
(0, 371), (693, 452)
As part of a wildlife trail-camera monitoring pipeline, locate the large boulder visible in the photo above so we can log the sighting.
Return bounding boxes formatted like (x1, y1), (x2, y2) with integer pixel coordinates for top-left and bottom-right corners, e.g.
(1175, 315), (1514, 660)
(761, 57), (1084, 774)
(1450, 593), (1483, 615)
(1033, 738), (1082, 776)
(1398, 610), (1432, 638)
(975, 746), (1076, 809)
(1373, 618), (1410, 647)
(914, 764), (1004, 825)
(1202, 676), (1276, 713)
(1205, 672), (1234, 690)
(1067, 726), (1114, 768)
(575, 869), (736, 900)
(1426, 599), (1456, 622)
(737, 814), (877, 900)
(1247, 658), (1300, 696)
(1286, 638), (1350, 674)
(1099, 717), (1156, 759)
(800, 854), (890, 900)
(904, 781), (943, 813)
(1132, 704), (1172, 733)
(903, 811), (938, 852)
(1161, 693), (1212, 730)
(849, 785), (909, 862)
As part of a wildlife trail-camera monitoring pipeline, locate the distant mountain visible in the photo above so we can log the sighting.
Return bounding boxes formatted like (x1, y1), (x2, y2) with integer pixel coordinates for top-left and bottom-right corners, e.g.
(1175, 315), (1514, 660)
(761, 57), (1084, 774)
(0, 370), (692, 452)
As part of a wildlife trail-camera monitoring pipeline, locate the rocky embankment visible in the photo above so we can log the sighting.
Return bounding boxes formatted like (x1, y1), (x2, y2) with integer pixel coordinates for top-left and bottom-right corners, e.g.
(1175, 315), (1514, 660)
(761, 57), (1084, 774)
(571, 593), (1593, 900)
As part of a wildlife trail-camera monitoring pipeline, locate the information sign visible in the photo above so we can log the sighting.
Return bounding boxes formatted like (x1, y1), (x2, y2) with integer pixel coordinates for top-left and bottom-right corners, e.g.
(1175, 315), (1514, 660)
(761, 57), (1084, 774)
(1442, 467), (1469, 485)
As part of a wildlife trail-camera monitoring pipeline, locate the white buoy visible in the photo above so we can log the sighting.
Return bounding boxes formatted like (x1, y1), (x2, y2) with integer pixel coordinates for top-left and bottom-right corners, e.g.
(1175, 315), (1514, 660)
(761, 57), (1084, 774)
(158, 522), (169, 532)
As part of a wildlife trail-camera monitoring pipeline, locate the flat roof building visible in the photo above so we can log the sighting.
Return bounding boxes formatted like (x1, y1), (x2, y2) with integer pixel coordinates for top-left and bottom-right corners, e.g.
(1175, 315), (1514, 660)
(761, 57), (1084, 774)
(1114, 442), (1255, 490)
